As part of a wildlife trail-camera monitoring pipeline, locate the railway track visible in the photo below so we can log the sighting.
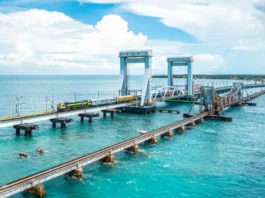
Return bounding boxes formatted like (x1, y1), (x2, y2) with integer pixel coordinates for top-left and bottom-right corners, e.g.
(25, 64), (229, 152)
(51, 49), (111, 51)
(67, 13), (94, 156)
(1, 88), (265, 197)
(0, 112), (208, 197)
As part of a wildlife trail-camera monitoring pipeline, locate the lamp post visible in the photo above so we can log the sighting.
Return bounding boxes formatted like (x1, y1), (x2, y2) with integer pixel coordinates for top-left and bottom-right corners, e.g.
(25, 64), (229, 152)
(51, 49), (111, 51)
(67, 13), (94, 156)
(16, 96), (23, 117)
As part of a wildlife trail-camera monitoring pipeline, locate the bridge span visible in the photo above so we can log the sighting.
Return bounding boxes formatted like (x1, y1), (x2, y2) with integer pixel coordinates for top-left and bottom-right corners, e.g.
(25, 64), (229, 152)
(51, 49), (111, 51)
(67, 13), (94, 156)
(1, 84), (264, 129)
(0, 113), (208, 197)
(1, 87), (265, 197)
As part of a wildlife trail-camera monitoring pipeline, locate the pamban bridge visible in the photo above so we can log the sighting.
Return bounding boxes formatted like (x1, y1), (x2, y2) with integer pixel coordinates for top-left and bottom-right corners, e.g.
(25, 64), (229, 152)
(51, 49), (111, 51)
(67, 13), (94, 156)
(1, 50), (265, 197)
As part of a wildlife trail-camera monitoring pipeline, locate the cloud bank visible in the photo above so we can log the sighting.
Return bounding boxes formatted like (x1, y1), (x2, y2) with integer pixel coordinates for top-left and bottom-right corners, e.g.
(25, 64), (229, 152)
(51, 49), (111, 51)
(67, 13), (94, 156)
(0, 9), (147, 74)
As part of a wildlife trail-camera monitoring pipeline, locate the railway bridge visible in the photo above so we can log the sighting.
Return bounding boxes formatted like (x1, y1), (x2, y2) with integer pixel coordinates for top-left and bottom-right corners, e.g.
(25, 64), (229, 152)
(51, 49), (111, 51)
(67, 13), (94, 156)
(1, 83), (264, 197)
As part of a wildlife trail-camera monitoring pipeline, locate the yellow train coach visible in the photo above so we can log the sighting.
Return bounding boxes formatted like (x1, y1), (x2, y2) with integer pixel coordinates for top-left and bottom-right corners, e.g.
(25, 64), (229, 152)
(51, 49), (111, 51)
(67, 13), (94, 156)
(117, 95), (136, 103)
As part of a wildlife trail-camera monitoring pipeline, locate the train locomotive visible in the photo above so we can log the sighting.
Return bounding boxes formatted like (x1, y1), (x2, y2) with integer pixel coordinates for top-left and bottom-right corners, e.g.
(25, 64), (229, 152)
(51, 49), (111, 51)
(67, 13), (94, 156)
(57, 95), (136, 112)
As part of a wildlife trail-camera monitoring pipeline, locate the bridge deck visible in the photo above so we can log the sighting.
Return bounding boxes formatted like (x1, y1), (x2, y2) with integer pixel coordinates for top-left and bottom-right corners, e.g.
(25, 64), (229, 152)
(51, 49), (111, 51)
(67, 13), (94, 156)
(0, 103), (132, 128)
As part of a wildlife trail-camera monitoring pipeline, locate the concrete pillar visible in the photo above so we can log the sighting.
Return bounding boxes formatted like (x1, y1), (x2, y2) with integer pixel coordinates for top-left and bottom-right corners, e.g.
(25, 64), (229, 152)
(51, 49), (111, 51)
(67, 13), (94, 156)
(80, 116), (84, 122)
(141, 57), (152, 106)
(120, 57), (127, 96)
(178, 126), (185, 132)
(111, 112), (114, 118)
(187, 61), (193, 95)
(66, 167), (83, 180)
(125, 144), (139, 153)
(103, 112), (106, 118)
(100, 154), (115, 164)
(161, 130), (173, 138)
(25, 129), (32, 137)
(52, 122), (56, 128)
(168, 62), (173, 86)
(88, 117), (92, 123)
(61, 123), (66, 129)
(24, 185), (45, 197)
(189, 121), (196, 127)
(198, 118), (204, 123)
(148, 136), (158, 145)
(16, 129), (20, 136)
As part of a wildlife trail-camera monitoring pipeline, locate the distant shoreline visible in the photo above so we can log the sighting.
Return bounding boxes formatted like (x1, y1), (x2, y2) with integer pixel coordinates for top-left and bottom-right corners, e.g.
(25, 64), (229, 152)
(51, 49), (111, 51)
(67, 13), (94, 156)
(153, 74), (265, 81)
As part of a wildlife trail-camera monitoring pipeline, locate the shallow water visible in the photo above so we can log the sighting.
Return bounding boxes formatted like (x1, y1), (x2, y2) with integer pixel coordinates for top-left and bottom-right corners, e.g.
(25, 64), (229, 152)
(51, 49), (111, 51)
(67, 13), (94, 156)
(0, 76), (264, 198)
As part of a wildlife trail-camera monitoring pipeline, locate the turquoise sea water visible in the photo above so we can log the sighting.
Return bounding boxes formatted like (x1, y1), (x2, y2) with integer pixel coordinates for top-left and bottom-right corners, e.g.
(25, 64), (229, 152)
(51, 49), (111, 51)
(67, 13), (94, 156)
(0, 76), (264, 198)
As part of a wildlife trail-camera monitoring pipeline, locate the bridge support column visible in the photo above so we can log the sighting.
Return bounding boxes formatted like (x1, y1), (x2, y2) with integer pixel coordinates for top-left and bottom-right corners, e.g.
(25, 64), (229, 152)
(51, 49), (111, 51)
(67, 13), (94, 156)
(119, 50), (153, 106)
(198, 118), (204, 123)
(100, 154), (115, 164)
(125, 144), (139, 153)
(147, 136), (158, 145)
(79, 113), (99, 123)
(50, 118), (73, 129)
(24, 185), (45, 197)
(16, 128), (20, 136)
(188, 121), (196, 127)
(102, 109), (117, 119)
(13, 124), (38, 136)
(178, 126), (185, 132)
(61, 123), (66, 129)
(161, 130), (173, 138)
(167, 57), (194, 95)
(66, 167), (83, 180)
(25, 129), (32, 136)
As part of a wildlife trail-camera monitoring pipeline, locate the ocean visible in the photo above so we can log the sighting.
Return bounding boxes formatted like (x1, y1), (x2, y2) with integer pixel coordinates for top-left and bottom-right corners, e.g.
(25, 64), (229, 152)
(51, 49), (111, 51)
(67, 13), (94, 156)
(0, 75), (264, 198)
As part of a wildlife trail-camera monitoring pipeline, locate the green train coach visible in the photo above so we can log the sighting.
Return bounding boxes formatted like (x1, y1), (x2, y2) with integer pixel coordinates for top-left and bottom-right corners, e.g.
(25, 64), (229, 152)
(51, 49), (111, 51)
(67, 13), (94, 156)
(57, 95), (137, 112)
(57, 100), (91, 112)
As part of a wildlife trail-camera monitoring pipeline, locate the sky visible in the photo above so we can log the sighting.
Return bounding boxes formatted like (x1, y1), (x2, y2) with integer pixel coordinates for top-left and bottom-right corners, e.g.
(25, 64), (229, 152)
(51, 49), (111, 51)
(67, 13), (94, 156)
(0, 0), (264, 75)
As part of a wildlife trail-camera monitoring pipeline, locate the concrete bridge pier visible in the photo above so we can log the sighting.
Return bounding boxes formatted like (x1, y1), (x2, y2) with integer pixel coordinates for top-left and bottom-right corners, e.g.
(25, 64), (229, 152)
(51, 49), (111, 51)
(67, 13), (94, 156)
(78, 113), (100, 123)
(177, 126), (185, 132)
(161, 130), (173, 138)
(50, 118), (73, 129)
(197, 118), (204, 123)
(188, 121), (196, 127)
(101, 109), (118, 118)
(125, 144), (139, 153)
(65, 166), (83, 180)
(147, 136), (158, 145)
(100, 154), (115, 164)
(24, 185), (45, 197)
(13, 124), (38, 136)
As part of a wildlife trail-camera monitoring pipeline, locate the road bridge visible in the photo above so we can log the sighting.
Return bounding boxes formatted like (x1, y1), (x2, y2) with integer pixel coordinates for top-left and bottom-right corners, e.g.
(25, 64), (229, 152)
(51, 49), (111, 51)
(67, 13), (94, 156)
(1, 85), (265, 197)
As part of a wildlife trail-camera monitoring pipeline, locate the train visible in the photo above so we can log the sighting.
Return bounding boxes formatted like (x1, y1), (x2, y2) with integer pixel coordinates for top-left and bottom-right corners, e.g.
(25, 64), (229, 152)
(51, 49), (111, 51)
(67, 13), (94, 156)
(57, 89), (184, 112)
(57, 95), (136, 112)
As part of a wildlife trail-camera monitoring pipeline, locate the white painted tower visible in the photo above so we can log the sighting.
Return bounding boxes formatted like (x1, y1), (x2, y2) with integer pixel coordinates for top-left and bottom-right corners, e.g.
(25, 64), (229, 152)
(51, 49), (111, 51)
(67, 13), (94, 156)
(167, 57), (194, 95)
(119, 50), (153, 106)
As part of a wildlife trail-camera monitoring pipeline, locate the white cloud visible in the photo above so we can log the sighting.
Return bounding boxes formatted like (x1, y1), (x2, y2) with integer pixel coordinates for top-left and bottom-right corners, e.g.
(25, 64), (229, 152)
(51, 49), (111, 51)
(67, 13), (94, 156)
(120, 0), (264, 42)
(0, 9), (147, 74)
(0, 5), (264, 75)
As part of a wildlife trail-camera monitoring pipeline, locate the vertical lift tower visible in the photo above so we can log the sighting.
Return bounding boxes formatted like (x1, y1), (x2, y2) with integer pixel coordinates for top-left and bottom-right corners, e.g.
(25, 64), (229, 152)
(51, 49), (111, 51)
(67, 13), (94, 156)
(167, 57), (194, 95)
(119, 50), (152, 106)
